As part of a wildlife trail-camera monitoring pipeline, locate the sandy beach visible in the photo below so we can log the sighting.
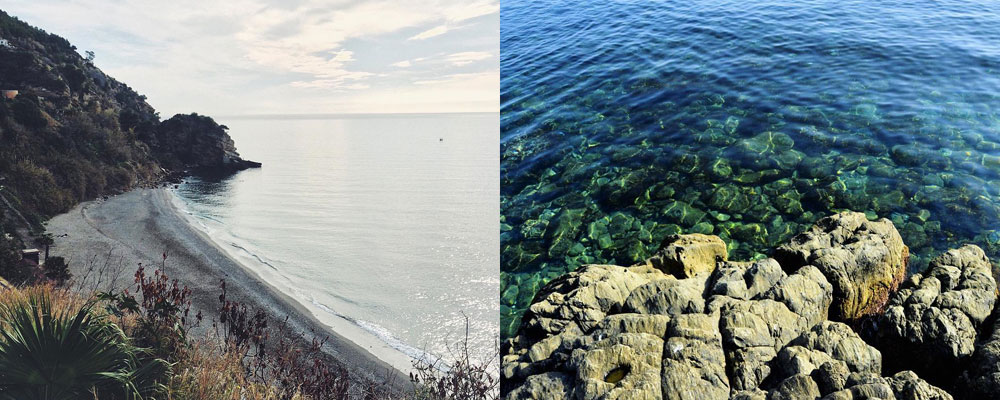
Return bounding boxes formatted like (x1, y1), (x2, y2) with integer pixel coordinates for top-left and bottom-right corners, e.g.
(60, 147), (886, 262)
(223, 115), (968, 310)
(45, 188), (410, 392)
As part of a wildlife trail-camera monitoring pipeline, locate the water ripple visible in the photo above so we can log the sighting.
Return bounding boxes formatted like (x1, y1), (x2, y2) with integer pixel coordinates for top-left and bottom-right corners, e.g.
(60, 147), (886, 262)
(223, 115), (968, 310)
(501, 0), (1000, 337)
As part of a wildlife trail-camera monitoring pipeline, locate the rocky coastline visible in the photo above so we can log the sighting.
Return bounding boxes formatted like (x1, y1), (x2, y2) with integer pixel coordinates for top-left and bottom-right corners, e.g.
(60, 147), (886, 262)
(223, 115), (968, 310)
(153, 113), (261, 183)
(501, 211), (1000, 399)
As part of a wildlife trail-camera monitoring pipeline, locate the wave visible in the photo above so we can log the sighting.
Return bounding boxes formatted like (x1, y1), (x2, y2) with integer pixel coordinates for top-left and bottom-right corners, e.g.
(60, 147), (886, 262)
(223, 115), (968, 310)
(309, 298), (440, 368)
(167, 187), (438, 367)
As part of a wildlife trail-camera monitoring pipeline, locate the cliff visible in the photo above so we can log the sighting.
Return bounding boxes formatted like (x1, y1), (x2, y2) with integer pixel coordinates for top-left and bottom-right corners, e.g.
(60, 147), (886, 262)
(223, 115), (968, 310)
(0, 11), (257, 214)
(150, 113), (261, 175)
(502, 211), (999, 399)
(0, 9), (257, 274)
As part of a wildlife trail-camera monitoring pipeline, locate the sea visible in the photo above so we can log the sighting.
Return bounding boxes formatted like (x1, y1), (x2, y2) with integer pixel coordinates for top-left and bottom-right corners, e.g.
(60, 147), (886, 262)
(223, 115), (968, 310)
(168, 113), (499, 370)
(501, 0), (1000, 336)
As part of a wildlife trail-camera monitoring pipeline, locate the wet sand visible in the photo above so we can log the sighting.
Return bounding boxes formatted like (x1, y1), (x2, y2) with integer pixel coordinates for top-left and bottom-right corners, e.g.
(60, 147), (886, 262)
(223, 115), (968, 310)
(45, 188), (410, 392)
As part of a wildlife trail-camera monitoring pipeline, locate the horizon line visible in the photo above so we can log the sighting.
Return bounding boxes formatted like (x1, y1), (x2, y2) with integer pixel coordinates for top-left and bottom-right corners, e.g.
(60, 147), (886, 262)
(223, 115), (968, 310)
(215, 111), (500, 120)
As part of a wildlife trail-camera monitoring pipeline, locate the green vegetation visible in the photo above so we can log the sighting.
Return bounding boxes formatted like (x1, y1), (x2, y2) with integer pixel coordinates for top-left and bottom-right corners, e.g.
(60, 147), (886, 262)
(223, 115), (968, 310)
(0, 9), (254, 230)
(0, 286), (168, 399)
(0, 9), (497, 399)
(0, 268), (497, 399)
(0, 10), (164, 222)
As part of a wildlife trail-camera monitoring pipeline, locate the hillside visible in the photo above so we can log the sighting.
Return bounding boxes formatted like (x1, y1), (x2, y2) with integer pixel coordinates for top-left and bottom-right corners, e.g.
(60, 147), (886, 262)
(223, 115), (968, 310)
(0, 9), (257, 278)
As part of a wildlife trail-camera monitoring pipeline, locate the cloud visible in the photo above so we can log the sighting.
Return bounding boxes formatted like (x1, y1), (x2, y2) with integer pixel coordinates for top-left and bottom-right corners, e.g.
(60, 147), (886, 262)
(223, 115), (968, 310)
(408, 24), (449, 40)
(446, 51), (493, 66)
(340, 71), (499, 113)
(4, 0), (499, 114)
(442, 2), (499, 22)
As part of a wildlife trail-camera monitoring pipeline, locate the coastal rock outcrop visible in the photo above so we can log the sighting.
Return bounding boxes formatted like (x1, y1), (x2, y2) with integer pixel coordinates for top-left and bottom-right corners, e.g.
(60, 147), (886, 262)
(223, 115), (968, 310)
(864, 245), (997, 380)
(502, 212), (978, 400)
(660, 313), (729, 400)
(961, 315), (1000, 398)
(636, 233), (728, 278)
(773, 211), (908, 322)
(501, 264), (662, 383)
(149, 113), (262, 174)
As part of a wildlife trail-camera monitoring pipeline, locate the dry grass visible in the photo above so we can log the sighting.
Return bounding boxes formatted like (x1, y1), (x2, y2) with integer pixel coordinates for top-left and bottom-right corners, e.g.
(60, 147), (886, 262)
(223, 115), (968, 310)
(166, 341), (307, 400)
(0, 280), (497, 399)
(0, 283), (85, 321)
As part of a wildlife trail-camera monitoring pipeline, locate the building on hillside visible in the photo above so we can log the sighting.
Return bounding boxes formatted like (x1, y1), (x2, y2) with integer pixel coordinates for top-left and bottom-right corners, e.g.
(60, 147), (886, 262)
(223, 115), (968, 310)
(0, 38), (11, 48)
(21, 249), (40, 265)
(2, 90), (18, 100)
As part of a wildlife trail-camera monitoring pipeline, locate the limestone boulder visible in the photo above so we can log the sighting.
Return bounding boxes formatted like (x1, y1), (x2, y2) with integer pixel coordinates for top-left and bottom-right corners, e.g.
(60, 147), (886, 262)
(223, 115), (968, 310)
(570, 333), (664, 400)
(773, 212), (908, 321)
(708, 259), (786, 301)
(623, 275), (708, 315)
(865, 245), (996, 375)
(590, 313), (671, 339)
(661, 313), (730, 400)
(767, 374), (820, 400)
(718, 299), (810, 391)
(763, 265), (834, 327)
(771, 321), (881, 390)
(501, 264), (662, 386)
(959, 308), (1000, 398)
(504, 372), (574, 400)
(885, 371), (952, 400)
(639, 234), (728, 278)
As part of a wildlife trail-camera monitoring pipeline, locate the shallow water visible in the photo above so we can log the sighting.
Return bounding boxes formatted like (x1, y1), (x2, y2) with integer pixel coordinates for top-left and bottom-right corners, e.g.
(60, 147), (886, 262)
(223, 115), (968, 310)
(171, 114), (499, 366)
(500, 0), (1000, 337)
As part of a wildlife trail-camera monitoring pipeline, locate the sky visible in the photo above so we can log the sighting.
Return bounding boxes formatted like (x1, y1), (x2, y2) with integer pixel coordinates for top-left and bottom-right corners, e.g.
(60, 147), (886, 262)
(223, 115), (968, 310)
(3, 0), (499, 116)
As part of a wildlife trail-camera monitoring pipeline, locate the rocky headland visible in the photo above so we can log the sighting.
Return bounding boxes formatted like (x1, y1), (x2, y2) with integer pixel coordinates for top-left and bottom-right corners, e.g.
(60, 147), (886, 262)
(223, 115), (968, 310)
(0, 9), (259, 245)
(151, 113), (262, 177)
(501, 211), (1000, 399)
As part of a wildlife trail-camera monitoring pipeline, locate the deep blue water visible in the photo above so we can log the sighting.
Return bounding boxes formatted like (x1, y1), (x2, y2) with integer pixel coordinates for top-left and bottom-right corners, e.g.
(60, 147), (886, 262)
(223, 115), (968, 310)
(500, 0), (1000, 336)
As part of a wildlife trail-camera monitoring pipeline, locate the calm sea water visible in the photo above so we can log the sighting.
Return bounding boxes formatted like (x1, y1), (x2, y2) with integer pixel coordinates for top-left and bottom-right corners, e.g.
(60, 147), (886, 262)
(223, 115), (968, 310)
(170, 114), (499, 368)
(501, 0), (1000, 337)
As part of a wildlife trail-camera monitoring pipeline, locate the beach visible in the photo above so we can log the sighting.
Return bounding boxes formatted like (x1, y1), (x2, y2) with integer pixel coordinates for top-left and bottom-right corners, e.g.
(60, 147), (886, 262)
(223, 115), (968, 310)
(45, 188), (411, 392)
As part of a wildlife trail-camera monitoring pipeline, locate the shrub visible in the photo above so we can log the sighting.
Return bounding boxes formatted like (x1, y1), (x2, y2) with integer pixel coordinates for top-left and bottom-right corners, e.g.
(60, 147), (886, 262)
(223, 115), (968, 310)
(42, 255), (70, 285)
(166, 343), (306, 400)
(100, 264), (202, 362)
(10, 97), (47, 129)
(0, 285), (169, 399)
(215, 279), (353, 399)
(408, 317), (499, 400)
(0, 229), (26, 285)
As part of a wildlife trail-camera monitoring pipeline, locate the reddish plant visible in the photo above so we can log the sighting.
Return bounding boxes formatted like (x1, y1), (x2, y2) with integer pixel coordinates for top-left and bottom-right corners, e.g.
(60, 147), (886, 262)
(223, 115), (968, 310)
(215, 279), (352, 399)
(99, 263), (202, 360)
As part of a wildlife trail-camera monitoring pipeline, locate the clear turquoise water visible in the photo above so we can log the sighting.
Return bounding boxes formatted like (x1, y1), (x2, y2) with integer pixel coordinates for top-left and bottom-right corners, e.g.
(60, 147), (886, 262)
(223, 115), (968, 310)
(171, 115), (499, 367)
(500, 0), (1000, 337)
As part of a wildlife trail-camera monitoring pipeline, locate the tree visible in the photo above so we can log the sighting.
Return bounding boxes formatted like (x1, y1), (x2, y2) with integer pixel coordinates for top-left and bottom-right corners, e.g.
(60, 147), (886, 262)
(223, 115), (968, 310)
(84, 50), (95, 64)
(0, 231), (22, 284)
(36, 233), (53, 261)
(42, 256), (69, 285)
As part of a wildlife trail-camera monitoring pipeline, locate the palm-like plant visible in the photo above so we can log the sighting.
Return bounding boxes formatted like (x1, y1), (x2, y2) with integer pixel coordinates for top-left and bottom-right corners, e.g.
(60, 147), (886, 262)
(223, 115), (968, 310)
(0, 290), (169, 399)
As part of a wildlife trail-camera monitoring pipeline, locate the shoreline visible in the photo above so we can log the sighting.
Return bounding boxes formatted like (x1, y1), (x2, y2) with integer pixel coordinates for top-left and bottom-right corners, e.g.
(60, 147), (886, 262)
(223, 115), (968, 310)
(165, 189), (424, 372)
(45, 188), (411, 392)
